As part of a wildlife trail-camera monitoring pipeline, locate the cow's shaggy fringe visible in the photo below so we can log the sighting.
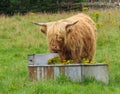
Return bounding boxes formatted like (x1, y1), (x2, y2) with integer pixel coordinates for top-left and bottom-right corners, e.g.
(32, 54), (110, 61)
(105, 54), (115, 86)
(41, 13), (96, 63)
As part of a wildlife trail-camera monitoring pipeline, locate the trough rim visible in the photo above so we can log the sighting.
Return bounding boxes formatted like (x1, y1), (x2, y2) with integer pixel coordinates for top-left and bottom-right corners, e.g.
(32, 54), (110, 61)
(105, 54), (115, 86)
(28, 63), (108, 67)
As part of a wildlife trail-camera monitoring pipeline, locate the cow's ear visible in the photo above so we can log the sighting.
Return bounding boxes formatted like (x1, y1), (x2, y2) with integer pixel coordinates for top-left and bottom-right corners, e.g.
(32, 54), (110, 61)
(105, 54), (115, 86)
(32, 22), (47, 34)
(41, 25), (47, 34)
(65, 20), (78, 34)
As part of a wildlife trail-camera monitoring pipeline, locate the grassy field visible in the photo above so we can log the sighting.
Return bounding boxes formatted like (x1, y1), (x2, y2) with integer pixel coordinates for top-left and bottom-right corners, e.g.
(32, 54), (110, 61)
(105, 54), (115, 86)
(0, 9), (120, 94)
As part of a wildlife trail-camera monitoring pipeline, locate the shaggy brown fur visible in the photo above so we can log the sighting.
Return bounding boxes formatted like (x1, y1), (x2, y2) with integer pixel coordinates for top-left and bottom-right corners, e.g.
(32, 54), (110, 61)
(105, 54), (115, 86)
(36, 13), (96, 63)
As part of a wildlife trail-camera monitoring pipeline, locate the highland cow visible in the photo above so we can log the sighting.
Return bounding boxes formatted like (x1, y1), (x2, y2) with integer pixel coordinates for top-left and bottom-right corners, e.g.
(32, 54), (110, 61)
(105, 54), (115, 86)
(33, 13), (96, 63)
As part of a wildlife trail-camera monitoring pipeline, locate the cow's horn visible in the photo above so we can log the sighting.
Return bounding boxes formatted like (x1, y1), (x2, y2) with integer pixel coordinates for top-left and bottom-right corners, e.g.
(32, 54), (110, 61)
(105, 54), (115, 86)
(66, 20), (79, 27)
(32, 22), (47, 26)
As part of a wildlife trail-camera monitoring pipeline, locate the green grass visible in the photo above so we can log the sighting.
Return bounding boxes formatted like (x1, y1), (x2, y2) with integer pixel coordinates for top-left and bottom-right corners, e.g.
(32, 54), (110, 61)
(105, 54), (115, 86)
(0, 9), (120, 94)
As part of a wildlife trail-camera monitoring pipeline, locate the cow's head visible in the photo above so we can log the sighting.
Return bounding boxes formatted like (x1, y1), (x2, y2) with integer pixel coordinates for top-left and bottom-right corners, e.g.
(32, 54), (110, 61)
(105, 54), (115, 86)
(33, 21), (78, 52)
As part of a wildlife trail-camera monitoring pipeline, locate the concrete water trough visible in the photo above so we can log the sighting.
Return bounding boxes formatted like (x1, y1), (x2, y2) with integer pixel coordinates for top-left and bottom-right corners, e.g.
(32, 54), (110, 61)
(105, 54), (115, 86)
(28, 53), (109, 84)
